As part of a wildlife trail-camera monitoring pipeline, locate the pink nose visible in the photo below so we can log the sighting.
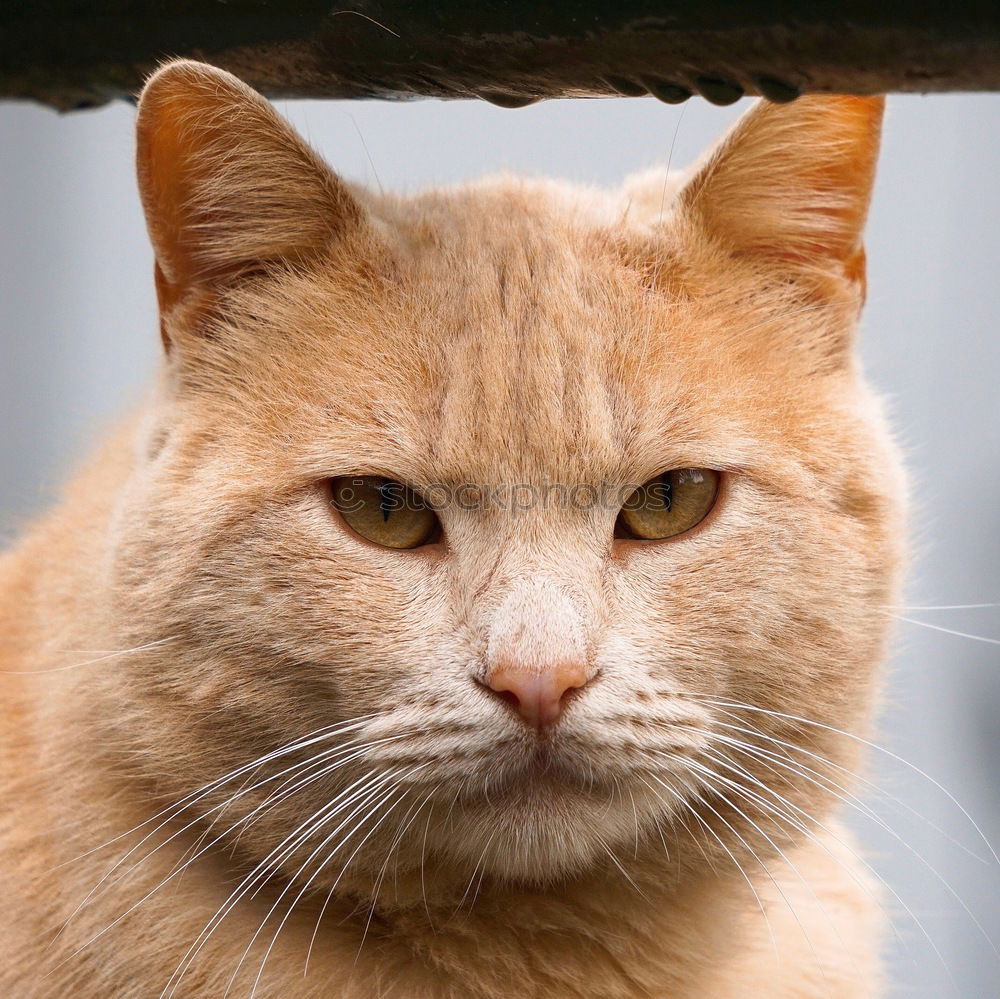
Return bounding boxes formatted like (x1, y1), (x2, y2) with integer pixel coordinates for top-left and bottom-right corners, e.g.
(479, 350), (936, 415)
(484, 661), (592, 730)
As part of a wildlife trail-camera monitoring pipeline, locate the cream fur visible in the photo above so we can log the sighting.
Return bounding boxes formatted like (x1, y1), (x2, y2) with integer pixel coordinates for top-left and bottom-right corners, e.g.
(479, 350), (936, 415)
(0, 62), (904, 998)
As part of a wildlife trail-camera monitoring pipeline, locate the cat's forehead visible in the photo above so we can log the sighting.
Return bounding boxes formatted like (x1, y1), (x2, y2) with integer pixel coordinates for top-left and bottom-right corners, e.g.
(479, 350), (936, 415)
(347, 188), (719, 480)
(377, 186), (789, 479)
(232, 182), (825, 487)
(396, 185), (631, 475)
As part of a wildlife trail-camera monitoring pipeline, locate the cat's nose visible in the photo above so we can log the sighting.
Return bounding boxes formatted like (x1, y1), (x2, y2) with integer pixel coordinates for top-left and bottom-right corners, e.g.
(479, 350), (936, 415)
(483, 660), (593, 731)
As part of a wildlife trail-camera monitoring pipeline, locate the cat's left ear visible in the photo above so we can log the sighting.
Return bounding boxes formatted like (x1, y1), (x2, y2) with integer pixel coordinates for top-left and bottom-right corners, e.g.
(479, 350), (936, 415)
(136, 60), (364, 342)
(677, 95), (884, 293)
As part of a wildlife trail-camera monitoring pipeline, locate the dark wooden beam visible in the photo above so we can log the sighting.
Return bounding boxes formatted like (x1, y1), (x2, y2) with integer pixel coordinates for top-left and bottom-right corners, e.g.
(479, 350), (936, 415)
(3, 1), (1000, 111)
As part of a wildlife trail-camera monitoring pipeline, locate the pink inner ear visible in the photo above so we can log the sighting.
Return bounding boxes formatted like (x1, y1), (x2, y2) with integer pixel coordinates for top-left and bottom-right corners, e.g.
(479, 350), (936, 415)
(135, 62), (269, 297)
(137, 93), (203, 291)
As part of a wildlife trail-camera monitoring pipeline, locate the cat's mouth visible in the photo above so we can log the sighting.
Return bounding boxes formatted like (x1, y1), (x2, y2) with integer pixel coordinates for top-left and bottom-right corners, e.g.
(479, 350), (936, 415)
(512, 741), (570, 779)
(421, 736), (676, 884)
(478, 737), (615, 801)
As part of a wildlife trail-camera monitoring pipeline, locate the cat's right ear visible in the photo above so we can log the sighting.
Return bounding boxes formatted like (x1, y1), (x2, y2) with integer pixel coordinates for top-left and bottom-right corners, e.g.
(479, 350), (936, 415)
(136, 60), (363, 347)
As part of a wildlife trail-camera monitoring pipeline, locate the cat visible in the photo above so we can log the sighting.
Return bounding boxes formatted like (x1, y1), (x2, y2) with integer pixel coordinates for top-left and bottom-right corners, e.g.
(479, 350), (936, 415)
(0, 59), (904, 998)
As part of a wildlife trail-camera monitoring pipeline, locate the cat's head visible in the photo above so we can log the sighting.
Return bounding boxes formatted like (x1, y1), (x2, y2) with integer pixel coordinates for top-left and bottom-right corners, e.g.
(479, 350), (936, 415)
(108, 61), (904, 893)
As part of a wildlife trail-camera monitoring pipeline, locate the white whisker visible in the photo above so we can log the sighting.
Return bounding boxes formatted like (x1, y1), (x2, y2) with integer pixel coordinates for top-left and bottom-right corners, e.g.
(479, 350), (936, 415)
(890, 614), (1000, 646)
(165, 768), (396, 999)
(664, 750), (847, 977)
(9, 637), (178, 676)
(245, 764), (430, 999)
(645, 773), (777, 959)
(696, 745), (944, 982)
(688, 695), (1000, 868)
(882, 602), (1000, 611)
(53, 718), (384, 946)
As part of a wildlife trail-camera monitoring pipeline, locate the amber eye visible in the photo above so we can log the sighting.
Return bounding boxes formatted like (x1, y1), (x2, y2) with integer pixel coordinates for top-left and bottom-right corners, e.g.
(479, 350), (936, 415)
(329, 476), (440, 550)
(616, 468), (721, 541)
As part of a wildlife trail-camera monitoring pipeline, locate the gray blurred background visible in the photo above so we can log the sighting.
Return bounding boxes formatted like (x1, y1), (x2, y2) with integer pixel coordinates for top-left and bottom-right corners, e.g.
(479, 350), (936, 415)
(2, 92), (998, 996)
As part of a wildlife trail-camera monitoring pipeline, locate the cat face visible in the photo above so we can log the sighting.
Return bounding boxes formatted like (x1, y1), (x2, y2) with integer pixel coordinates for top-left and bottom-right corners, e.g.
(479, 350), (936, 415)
(110, 62), (904, 891)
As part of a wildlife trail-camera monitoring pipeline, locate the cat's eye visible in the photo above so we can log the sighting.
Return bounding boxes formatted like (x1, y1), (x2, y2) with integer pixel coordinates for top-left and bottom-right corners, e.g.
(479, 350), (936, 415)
(616, 468), (721, 541)
(329, 476), (440, 550)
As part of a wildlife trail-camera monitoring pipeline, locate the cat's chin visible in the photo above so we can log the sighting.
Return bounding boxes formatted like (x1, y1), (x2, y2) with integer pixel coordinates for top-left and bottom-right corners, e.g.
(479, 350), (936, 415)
(434, 772), (663, 885)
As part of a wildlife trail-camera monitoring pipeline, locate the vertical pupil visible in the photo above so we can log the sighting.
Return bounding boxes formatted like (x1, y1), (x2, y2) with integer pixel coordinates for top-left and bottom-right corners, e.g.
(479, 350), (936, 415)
(379, 480), (394, 522)
(653, 474), (673, 512)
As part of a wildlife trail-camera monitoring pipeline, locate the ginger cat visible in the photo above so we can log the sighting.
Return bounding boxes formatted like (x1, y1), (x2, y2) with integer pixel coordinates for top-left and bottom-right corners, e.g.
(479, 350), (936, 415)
(0, 61), (904, 998)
